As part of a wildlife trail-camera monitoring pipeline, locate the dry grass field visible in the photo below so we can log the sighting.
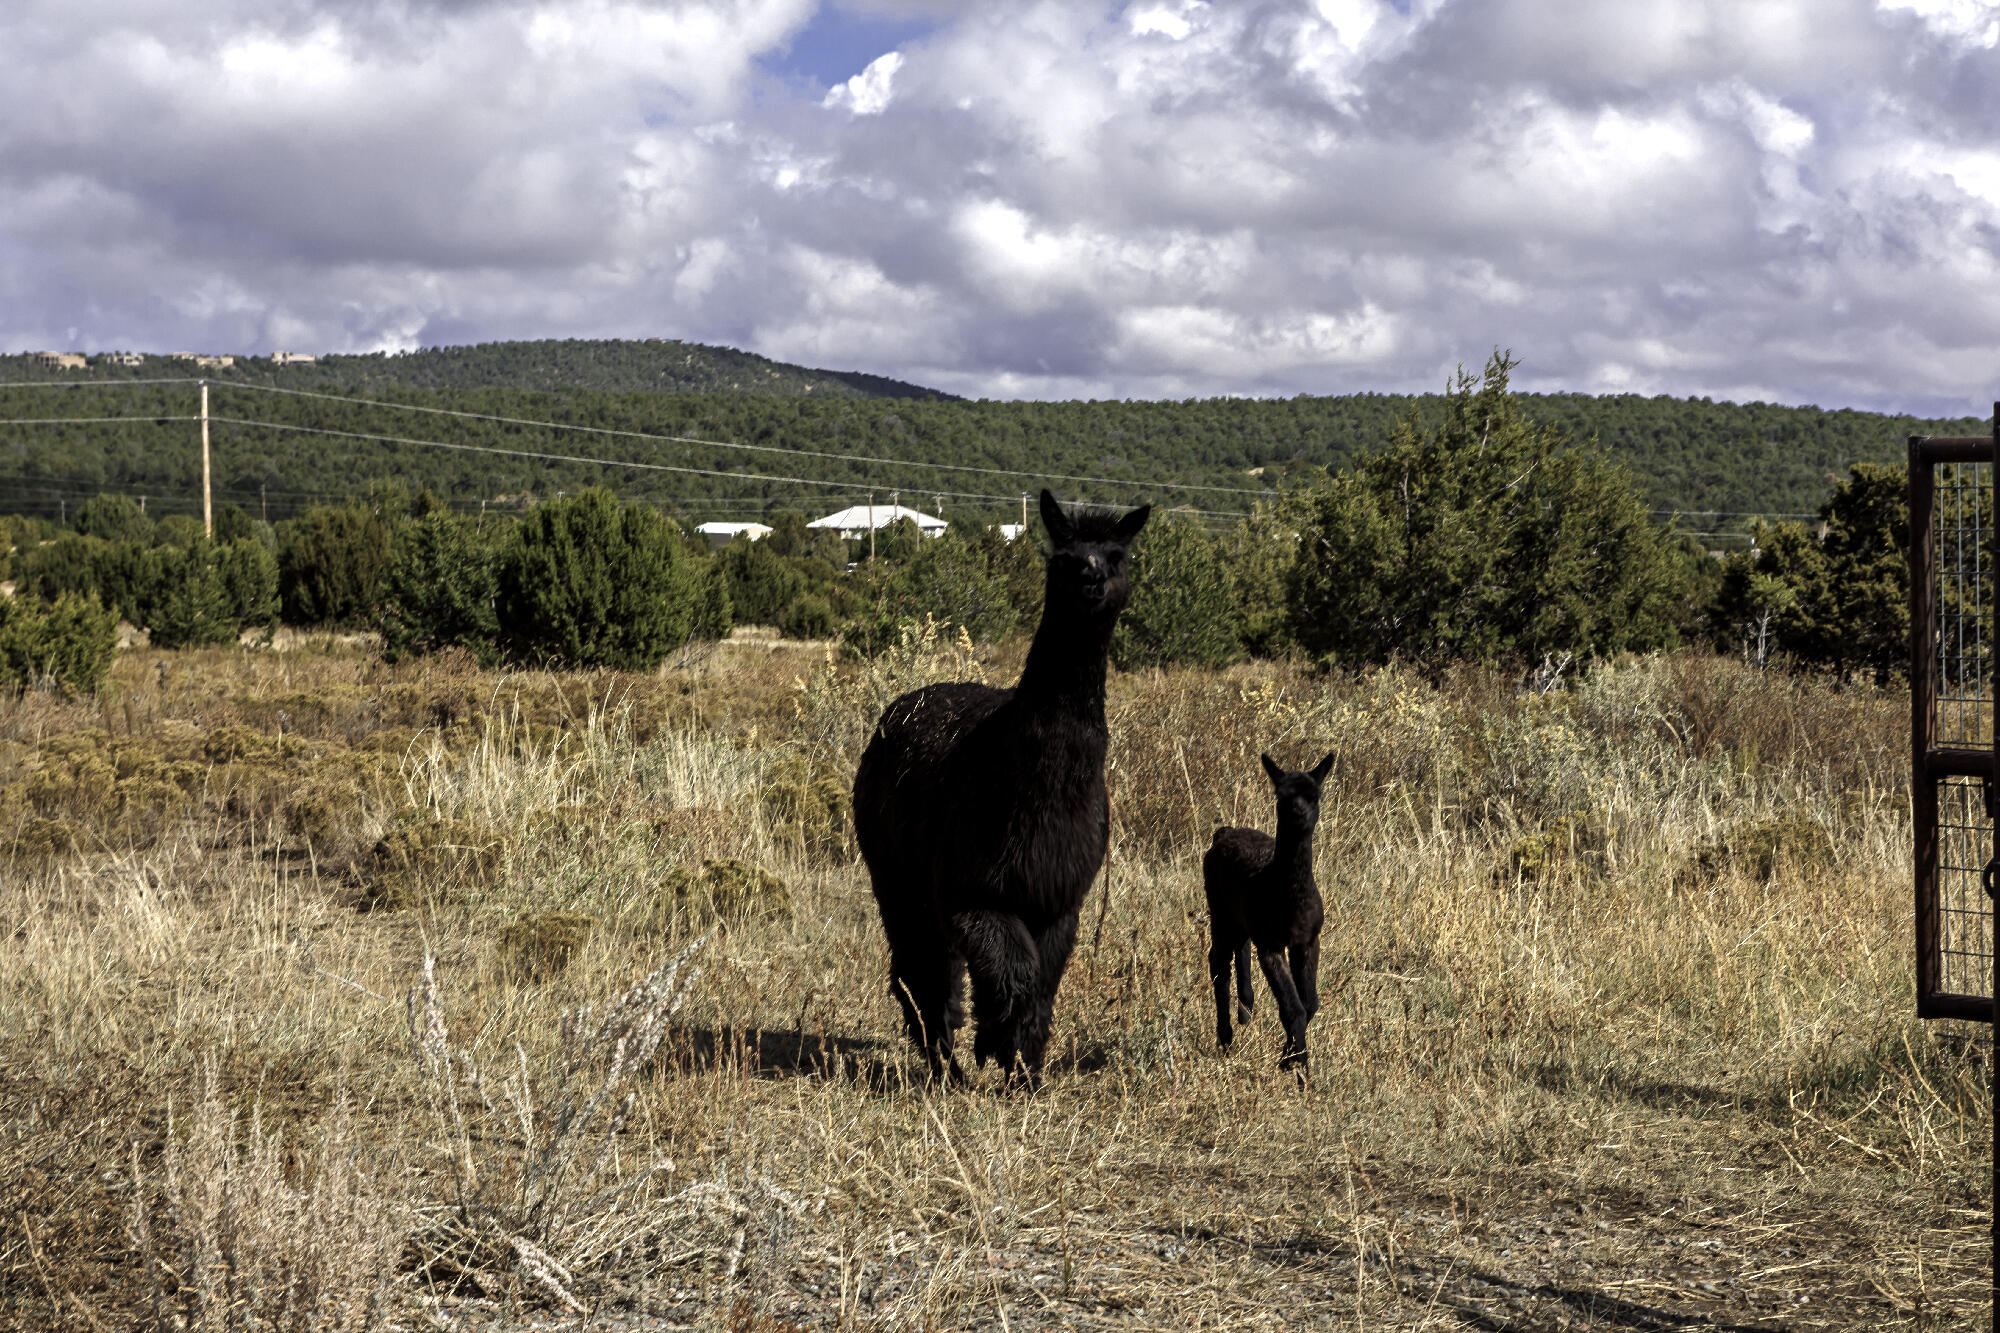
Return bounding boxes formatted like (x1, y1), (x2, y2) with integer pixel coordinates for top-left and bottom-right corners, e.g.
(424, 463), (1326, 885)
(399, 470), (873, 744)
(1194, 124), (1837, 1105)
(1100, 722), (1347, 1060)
(0, 630), (1989, 1331)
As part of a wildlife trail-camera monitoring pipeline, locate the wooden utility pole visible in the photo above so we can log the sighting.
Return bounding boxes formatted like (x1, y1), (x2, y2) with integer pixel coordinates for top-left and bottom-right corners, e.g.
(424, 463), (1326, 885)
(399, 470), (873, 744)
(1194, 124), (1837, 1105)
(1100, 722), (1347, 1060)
(200, 381), (213, 540)
(1021, 492), (1028, 533)
(868, 491), (876, 562)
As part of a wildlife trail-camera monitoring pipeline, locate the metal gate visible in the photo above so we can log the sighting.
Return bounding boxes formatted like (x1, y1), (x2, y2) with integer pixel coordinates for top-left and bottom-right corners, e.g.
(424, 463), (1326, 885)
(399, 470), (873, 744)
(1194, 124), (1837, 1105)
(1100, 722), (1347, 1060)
(1911, 418), (1998, 1023)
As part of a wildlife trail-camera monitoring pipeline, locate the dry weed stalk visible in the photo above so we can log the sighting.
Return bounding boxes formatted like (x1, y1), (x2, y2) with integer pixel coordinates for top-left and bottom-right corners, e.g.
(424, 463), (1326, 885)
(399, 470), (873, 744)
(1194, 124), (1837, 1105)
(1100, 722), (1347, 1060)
(127, 1060), (401, 1333)
(406, 930), (728, 1307)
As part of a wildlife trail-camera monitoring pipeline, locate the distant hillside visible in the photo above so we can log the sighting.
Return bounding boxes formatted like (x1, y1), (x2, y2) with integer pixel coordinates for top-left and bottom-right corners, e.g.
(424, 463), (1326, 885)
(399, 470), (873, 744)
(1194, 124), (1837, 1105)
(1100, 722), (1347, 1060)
(0, 345), (1987, 533)
(0, 338), (949, 400)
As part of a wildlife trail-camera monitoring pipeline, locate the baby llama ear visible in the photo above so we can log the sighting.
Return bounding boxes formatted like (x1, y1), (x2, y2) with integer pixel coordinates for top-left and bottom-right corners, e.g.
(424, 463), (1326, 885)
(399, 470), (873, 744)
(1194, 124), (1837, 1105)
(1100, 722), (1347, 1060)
(1260, 752), (1284, 784)
(1039, 490), (1074, 544)
(1310, 751), (1336, 784)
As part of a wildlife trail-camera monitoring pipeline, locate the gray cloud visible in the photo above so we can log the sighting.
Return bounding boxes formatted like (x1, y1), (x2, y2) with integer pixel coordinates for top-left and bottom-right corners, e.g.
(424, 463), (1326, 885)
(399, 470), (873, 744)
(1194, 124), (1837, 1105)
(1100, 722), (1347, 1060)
(2, 0), (1997, 414)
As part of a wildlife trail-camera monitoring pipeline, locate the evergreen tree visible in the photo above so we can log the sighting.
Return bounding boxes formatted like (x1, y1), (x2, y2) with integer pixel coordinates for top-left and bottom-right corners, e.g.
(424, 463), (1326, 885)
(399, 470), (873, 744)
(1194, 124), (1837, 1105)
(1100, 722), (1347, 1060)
(973, 522), (1044, 627)
(1287, 353), (1685, 669)
(1820, 462), (1909, 682)
(215, 538), (280, 631)
(1221, 504), (1297, 658)
(0, 591), (117, 695)
(378, 512), (501, 662)
(764, 511), (847, 566)
(152, 515), (205, 549)
(1707, 463), (1909, 679)
(717, 535), (803, 627)
(888, 528), (1017, 642)
(278, 506), (391, 626)
(495, 488), (709, 670)
(1113, 514), (1242, 670)
(148, 540), (239, 649)
(693, 557), (734, 643)
(73, 493), (154, 544)
(213, 503), (259, 545)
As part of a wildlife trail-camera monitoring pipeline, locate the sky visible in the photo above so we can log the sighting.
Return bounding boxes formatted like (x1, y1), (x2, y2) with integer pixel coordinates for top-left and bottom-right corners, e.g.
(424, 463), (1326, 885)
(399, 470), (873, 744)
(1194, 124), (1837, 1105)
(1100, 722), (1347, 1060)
(2, 0), (1998, 415)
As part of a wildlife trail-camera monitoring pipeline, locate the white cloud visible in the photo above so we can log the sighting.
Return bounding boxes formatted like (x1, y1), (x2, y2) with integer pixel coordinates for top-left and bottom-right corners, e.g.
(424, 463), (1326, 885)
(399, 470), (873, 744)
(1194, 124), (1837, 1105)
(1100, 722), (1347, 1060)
(823, 49), (904, 114)
(0, 0), (1995, 416)
(1878, 0), (2000, 46)
(1126, 3), (1199, 41)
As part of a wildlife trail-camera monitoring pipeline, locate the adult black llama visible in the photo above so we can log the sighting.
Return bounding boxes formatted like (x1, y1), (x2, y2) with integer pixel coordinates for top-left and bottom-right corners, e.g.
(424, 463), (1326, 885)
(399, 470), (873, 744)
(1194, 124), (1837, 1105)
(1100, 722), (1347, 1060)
(1205, 751), (1335, 1075)
(852, 490), (1150, 1083)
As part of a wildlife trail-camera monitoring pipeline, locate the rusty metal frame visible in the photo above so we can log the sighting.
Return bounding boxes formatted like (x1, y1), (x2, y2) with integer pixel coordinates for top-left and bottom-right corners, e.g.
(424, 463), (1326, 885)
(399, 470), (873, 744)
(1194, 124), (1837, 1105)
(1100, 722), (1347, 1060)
(1910, 421), (1998, 1024)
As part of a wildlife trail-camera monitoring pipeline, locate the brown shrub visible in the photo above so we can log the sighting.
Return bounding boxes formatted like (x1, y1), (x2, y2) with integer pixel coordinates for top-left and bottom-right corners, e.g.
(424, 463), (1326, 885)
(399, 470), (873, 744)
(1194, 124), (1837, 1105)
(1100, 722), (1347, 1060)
(658, 858), (791, 927)
(499, 910), (597, 980)
(1682, 814), (1838, 888)
(365, 815), (508, 910)
(6, 814), (80, 865)
(759, 752), (851, 864)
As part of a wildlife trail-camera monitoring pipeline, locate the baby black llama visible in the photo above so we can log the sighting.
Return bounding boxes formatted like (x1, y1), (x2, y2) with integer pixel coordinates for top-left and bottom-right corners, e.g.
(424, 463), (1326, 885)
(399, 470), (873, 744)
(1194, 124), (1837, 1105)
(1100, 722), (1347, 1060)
(852, 490), (1150, 1083)
(1205, 751), (1335, 1074)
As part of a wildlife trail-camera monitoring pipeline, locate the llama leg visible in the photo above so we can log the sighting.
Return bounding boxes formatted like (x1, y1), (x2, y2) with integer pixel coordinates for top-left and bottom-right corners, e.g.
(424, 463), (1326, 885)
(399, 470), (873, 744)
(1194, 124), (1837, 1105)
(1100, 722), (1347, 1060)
(883, 923), (963, 1083)
(1209, 933), (1239, 1048)
(1016, 911), (1079, 1078)
(1292, 935), (1321, 1024)
(1234, 939), (1256, 1026)
(952, 911), (1039, 1073)
(1256, 946), (1312, 1074)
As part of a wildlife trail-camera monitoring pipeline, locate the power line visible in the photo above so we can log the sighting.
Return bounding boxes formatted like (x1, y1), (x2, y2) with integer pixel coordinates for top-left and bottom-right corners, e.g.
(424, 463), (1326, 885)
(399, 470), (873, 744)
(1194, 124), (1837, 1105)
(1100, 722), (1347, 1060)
(0, 415), (197, 426)
(1651, 509), (1817, 520)
(0, 377), (204, 389)
(206, 414), (1255, 518)
(218, 379), (1275, 499)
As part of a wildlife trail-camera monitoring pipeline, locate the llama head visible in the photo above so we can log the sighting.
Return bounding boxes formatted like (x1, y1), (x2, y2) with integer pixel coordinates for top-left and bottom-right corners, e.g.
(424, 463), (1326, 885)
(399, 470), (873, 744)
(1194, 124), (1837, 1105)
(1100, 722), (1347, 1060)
(1260, 750), (1336, 834)
(1038, 489), (1151, 622)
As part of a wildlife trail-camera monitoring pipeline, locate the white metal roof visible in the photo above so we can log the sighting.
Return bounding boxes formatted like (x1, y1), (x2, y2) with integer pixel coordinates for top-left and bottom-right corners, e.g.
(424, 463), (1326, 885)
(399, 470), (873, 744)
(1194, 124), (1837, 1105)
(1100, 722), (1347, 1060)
(807, 504), (947, 532)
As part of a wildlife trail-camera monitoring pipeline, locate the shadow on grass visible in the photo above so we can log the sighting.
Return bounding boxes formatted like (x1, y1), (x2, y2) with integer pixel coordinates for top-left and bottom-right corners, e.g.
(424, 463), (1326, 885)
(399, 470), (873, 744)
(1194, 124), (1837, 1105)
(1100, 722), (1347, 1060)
(662, 1024), (909, 1091)
(659, 1026), (1137, 1092)
(1167, 1223), (1795, 1333)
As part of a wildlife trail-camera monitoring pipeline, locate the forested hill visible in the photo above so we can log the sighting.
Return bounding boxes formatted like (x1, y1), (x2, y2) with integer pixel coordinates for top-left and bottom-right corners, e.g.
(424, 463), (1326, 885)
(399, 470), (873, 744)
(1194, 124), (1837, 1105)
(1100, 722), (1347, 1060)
(0, 344), (1987, 531)
(0, 339), (948, 400)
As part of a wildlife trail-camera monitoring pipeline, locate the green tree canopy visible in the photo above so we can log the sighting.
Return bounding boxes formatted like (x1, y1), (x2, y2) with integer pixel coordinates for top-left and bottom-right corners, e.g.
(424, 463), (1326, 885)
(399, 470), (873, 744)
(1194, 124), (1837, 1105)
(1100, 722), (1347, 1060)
(495, 488), (715, 670)
(0, 591), (117, 695)
(1113, 514), (1242, 670)
(73, 493), (154, 545)
(1286, 353), (1686, 669)
(278, 506), (391, 627)
(717, 535), (804, 628)
(378, 512), (503, 663)
(1708, 462), (1909, 679)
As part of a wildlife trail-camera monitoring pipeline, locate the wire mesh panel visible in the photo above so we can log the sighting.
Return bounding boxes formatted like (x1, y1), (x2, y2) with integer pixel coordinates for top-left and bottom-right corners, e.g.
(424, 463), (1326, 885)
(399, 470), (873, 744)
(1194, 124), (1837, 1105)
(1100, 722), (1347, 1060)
(1912, 429), (1998, 1023)
(1936, 462), (1993, 749)
(1938, 775), (1997, 1000)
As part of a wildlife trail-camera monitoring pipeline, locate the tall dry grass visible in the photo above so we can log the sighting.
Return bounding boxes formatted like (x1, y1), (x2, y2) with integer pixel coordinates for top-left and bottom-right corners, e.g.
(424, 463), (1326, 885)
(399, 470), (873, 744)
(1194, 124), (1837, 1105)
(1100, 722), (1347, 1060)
(0, 639), (1987, 1329)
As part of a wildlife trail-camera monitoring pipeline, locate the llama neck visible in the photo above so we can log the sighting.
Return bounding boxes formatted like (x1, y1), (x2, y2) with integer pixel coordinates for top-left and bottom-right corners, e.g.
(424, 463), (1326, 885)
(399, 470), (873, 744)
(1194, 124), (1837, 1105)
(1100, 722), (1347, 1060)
(1014, 607), (1115, 718)
(1273, 818), (1317, 880)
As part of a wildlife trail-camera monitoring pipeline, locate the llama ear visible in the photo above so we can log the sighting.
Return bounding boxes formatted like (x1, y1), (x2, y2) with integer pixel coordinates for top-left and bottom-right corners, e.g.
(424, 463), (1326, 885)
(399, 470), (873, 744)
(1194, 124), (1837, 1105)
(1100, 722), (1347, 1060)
(1310, 750), (1336, 784)
(1039, 490), (1074, 544)
(1260, 752), (1283, 785)
(1110, 503), (1151, 544)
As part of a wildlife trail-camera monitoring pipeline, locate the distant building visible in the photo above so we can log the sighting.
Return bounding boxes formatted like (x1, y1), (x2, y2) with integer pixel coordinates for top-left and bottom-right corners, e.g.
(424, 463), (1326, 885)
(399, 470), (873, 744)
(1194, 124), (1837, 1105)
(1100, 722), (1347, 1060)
(271, 351), (317, 366)
(29, 352), (86, 371)
(998, 523), (1025, 543)
(808, 503), (947, 540)
(171, 352), (235, 369)
(695, 521), (774, 548)
(99, 352), (144, 367)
